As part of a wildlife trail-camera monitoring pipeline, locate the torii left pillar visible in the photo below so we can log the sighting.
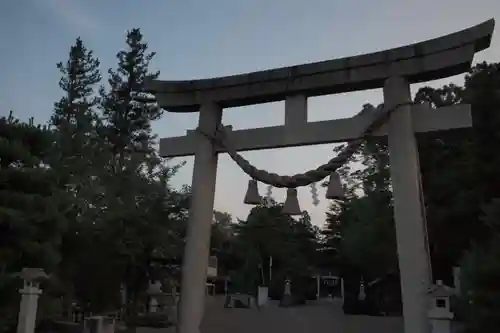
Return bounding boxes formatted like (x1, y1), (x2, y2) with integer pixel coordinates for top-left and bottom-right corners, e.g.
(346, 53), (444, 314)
(177, 102), (222, 333)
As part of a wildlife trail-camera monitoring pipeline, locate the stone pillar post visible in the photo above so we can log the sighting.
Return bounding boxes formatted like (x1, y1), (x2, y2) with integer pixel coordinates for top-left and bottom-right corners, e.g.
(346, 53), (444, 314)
(340, 278), (345, 300)
(384, 76), (432, 333)
(359, 278), (366, 301)
(316, 275), (320, 300)
(17, 282), (42, 333)
(453, 267), (461, 295)
(177, 102), (222, 333)
(119, 284), (126, 318)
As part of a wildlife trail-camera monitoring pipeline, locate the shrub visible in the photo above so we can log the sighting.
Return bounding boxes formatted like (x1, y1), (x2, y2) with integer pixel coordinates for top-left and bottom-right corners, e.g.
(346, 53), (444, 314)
(458, 238), (500, 332)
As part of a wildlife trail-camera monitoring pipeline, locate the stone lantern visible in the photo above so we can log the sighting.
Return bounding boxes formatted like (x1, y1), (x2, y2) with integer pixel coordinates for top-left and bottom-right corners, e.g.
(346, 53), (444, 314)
(16, 268), (48, 333)
(147, 280), (163, 313)
(427, 280), (455, 333)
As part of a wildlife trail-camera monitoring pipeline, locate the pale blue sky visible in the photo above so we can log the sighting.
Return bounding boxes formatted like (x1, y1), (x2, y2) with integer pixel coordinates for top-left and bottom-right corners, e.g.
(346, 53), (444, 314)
(1, 0), (499, 226)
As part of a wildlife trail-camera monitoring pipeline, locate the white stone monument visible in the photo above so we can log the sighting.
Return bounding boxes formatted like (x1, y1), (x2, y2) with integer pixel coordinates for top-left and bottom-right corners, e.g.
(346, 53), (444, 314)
(257, 285), (269, 307)
(147, 19), (495, 333)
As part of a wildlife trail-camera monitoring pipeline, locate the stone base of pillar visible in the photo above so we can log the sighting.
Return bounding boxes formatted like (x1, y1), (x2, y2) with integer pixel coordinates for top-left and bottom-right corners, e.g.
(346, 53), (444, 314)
(279, 294), (293, 307)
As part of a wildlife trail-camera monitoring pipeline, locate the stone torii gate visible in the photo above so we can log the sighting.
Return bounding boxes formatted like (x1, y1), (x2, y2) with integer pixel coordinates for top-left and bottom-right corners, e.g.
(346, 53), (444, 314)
(146, 19), (495, 333)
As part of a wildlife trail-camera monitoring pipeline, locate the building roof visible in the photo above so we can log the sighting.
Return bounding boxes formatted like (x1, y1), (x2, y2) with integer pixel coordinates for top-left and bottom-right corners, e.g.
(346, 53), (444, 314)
(428, 280), (455, 297)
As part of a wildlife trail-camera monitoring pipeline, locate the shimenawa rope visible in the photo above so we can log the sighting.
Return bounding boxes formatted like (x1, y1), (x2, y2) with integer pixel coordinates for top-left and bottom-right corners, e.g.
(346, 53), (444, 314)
(197, 102), (413, 188)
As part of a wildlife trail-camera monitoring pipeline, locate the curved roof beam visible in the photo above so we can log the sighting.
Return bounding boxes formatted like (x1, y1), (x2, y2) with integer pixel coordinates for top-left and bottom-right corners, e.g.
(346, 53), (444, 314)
(147, 19), (495, 113)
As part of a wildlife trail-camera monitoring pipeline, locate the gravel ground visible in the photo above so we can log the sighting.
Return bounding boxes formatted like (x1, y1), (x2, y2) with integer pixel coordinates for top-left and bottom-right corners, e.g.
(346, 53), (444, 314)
(137, 297), (404, 333)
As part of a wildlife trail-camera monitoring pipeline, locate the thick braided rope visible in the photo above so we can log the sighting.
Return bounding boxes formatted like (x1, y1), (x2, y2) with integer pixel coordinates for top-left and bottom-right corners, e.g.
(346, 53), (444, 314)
(198, 102), (413, 188)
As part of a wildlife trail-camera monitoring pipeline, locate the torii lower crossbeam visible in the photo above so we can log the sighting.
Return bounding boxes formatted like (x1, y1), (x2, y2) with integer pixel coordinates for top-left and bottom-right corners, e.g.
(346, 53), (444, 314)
(159, 103), (471, 158)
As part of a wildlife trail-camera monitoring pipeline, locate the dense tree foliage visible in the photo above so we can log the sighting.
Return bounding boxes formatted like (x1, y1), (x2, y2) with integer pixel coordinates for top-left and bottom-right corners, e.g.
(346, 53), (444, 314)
(413, 64), (500, 333)
(0, 114), (62, 272)
(222, 201), (319, 300)
(320, 132), (399, 314)
(322, 62), (500, 326)
(0, 114), (64, 331)
(1, 31), (191, 332)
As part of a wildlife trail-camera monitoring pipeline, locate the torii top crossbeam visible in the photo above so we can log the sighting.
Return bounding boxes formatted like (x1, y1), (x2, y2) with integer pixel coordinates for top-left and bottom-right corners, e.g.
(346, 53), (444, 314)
(147, 19), (494, 113)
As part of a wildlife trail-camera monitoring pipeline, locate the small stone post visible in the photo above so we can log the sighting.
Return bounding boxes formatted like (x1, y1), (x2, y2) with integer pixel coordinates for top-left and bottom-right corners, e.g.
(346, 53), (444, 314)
(280, 278), (293, 307)
(284, 279), (291, 296)
(340, 278), (345, 300)
(16, 268), (47, 333)
(453, 267), (461, 295)
(316, 275), (320, 301)
(359, 277), (366, 301)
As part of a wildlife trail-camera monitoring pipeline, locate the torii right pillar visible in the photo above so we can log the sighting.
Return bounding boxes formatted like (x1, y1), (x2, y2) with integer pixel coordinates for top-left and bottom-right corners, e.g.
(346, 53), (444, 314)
(385, 76), (432, 333)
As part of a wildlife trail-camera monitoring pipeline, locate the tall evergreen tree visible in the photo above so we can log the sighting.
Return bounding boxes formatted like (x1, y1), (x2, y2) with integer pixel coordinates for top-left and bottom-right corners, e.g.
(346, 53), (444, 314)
(97, 28), (171, 315)
(51, 37), (101, 130)
(51, 37), (101, 173)
(50, 37), (103, 222)
(48, 37), (103, 314)
(46, 29), (190, 315)
(99, 28), (162, 176)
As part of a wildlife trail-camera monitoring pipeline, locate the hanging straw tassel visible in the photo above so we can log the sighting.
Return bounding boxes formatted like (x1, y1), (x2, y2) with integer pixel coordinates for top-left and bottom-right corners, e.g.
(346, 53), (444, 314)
(325, 172), (345, 200)
(282, 188), (302, 215)
(244, 179), (262, 205)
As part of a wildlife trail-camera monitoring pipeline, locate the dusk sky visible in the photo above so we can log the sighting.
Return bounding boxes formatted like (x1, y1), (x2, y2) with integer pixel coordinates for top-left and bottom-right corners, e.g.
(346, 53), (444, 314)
(1, 0), (499, 226)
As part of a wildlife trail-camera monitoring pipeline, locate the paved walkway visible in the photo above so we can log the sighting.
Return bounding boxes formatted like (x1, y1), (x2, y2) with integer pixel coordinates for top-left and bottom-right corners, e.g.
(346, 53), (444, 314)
(139, 297), (404, 333)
